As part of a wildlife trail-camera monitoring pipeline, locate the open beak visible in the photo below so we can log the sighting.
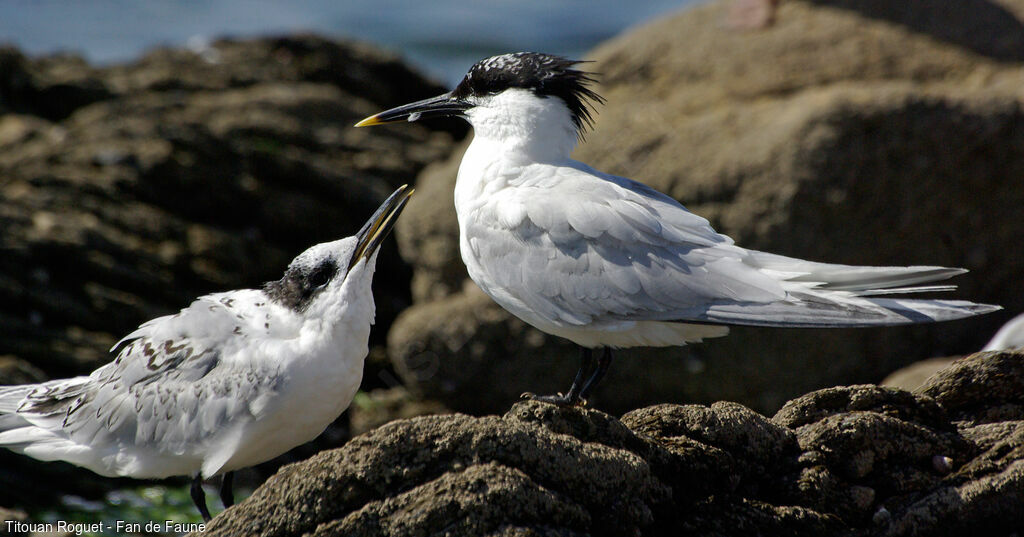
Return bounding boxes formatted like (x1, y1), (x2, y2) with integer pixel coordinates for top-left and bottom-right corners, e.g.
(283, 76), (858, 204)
(354, 93), (471, 127)
(349, 184), (414, 271)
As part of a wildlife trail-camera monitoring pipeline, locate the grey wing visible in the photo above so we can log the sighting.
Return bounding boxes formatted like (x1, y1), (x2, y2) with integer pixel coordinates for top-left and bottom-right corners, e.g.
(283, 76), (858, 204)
(467, 164), (790, 327)
(16, 293), (282, 452)
(469, 163), (995, 328)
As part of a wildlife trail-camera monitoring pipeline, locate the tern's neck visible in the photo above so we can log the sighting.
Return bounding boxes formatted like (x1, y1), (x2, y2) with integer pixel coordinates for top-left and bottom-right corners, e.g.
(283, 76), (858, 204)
(301, 269), (375, 354)
(463, 89), (579, 165)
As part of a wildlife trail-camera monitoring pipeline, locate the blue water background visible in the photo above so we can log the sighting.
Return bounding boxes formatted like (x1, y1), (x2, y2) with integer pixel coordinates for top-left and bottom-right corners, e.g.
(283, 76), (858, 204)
(0, 0), (698, 85)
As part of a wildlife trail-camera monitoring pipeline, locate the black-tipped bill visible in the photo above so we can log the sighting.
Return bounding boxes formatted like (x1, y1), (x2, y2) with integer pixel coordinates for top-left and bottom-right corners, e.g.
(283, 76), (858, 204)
(354, 93), (470, 127)
(349, 184), (414, 271)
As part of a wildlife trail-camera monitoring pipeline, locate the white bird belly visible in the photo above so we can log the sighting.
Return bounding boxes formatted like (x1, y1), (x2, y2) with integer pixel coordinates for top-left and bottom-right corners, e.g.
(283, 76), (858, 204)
(458, 212), (728, 349)
(210, 345), (365, 475)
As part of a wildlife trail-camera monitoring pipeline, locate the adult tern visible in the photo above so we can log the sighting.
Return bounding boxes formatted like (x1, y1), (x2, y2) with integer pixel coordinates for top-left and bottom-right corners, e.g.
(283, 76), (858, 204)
(356, 52), (999, 407)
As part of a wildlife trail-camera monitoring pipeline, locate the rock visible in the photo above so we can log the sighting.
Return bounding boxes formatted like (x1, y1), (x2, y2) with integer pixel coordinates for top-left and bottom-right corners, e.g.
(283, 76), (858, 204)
(0, 36), (460, 510)
(202, 351), (1024, 536)
(881, 357), (959, 391)
(388, 0), (1024, 415)
(773, 384), (953, 431)
(0, 47), (112, 120)
(886, 350), (1024, 536)
(624, 402), (800, 483)
(918, 351), (1024, 425)
(346, 386), (451, 437)
(772, 384), (969, 527)
(203, 404), (672, 537)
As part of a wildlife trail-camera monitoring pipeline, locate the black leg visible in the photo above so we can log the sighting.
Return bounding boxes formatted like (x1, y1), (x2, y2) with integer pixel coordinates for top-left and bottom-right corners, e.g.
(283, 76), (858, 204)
(522, 347), (595, 406)
(579, 347), (613, 401)
(191, 474), (212, 522)
(220, 471), (235, 508)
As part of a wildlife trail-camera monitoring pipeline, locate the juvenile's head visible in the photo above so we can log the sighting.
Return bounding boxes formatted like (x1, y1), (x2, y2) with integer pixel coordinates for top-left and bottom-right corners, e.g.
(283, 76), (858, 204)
(264, 185), (412, 314)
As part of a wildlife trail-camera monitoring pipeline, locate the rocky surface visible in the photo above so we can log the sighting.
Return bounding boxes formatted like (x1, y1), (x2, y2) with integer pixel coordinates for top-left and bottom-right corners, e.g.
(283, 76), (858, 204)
(0, 36), (462, 508)
(389, 0), (1024, 415)
(201, 350), (1024, 536)
(880, 357), (959, 391)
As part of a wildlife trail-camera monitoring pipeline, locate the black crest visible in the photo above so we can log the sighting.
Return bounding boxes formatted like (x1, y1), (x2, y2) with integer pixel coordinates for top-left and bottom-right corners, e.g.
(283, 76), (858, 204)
(451, 52), (605, 136)
(264, 258), (338, 312)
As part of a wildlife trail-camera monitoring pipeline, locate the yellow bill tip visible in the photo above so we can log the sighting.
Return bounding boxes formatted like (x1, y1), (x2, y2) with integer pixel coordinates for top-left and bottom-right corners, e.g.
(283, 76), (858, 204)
(354, 115), (385, 128)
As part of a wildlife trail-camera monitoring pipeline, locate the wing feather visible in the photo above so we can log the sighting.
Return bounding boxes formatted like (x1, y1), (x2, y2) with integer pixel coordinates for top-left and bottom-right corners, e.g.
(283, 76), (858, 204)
(463, 161), (996, 331)
(8, 290), (288, 457)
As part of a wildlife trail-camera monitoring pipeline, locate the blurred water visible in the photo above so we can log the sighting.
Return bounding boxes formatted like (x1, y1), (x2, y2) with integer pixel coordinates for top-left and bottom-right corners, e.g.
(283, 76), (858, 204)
(0, 0), (697, 85)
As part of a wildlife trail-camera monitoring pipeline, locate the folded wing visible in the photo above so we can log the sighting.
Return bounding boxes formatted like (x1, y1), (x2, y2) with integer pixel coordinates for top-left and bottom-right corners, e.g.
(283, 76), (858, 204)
(465, 162), (999, 330)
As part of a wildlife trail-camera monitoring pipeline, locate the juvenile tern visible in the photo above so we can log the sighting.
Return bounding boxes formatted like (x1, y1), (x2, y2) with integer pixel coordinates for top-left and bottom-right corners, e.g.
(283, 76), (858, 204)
(356, 52), (1000, 407)
(0, 185), (413, 521)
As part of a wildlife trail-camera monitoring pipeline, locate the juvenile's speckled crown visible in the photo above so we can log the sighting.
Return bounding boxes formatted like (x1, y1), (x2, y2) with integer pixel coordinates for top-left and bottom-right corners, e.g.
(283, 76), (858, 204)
(264, 249), (341, 313)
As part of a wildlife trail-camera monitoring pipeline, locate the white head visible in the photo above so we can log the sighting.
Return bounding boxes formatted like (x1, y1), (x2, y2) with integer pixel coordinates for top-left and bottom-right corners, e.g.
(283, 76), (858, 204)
(263, 185), (412, 322)
(356, 52), (604, 160)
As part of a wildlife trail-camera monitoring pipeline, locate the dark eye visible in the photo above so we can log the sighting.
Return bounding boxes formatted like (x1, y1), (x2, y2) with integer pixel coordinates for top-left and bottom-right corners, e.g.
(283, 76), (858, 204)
(307, 261), (335, 289)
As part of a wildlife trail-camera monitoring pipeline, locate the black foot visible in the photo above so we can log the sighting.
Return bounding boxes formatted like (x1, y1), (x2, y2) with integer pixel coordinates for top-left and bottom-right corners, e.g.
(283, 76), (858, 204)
(220, 471), (235, 508)
(191, 474), (212, 522)
(520, 391), (586, 407)
(522, 347), (613, 407)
